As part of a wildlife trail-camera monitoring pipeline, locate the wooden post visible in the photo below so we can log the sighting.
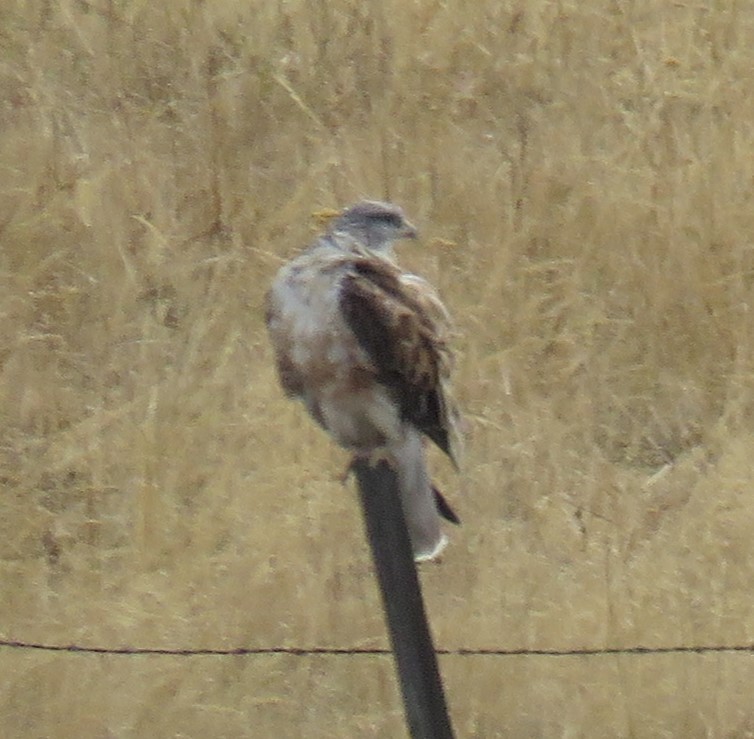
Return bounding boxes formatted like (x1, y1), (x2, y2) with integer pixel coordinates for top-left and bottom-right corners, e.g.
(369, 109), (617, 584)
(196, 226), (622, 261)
(352, 458), (455, 739)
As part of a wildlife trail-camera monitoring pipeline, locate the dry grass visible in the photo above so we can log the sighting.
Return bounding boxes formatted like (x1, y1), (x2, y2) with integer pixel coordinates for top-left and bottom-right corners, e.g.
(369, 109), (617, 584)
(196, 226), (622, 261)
(2, 0), (754, 736)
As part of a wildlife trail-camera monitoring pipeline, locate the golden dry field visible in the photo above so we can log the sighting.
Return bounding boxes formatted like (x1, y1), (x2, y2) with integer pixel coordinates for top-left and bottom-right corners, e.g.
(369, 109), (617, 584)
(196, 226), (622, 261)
(2, 0), (754, 736)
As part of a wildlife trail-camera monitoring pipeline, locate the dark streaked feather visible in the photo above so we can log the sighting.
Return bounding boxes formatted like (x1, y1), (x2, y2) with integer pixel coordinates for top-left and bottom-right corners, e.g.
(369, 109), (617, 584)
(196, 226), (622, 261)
(339, 258), (454, 461)
(432, 485), (461, 525)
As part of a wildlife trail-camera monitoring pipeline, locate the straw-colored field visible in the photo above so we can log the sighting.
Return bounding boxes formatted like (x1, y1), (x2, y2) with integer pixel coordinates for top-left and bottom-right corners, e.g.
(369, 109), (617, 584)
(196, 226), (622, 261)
(3, 1), (754, 736)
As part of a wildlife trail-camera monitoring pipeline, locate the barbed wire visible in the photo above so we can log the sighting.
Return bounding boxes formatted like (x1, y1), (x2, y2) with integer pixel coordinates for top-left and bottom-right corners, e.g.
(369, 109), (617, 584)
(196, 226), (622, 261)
(2, 637), (754, 658)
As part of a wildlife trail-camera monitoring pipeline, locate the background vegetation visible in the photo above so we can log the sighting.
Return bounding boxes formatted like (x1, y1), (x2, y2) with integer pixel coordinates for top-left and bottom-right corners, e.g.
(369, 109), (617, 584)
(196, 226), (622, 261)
(2, 0), (754, 735)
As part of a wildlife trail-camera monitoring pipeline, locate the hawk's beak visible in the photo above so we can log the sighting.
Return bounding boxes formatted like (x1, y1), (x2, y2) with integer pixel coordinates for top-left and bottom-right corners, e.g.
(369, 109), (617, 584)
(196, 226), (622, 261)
(311, 208), (342, 228)
(401, 221), (419, 240)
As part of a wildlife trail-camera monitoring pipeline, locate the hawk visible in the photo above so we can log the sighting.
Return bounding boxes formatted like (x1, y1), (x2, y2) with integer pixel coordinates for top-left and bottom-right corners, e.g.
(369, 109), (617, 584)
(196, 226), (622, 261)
(265, 200), (462, 561)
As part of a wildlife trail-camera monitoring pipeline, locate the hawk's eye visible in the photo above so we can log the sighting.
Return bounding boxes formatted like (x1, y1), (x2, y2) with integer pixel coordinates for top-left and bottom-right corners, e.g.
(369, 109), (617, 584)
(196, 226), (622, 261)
(371, 213), (403, 228)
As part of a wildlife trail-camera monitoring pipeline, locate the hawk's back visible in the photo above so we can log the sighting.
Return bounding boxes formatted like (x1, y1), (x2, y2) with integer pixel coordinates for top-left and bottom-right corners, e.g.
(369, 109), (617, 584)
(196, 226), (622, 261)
(266, 238), (404, 451)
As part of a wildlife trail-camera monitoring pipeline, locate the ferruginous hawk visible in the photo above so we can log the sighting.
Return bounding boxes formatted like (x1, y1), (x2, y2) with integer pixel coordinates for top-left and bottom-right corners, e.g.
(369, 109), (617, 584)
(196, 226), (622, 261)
(265, 200), (462, 561)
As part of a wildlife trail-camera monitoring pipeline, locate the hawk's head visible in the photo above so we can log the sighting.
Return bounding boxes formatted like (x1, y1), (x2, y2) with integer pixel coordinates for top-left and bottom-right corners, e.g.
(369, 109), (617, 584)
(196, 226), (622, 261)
(332, 200), (418, 252)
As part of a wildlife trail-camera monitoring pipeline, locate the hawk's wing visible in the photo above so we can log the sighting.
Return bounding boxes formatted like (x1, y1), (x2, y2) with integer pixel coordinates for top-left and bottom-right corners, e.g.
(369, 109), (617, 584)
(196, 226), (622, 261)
(339, 257), (462, 468)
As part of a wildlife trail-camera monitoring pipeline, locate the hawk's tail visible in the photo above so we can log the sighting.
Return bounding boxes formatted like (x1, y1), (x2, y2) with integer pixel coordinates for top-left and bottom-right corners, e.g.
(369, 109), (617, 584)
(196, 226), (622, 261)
(343, 443), (460, 560)
(392, 430), (449, 562)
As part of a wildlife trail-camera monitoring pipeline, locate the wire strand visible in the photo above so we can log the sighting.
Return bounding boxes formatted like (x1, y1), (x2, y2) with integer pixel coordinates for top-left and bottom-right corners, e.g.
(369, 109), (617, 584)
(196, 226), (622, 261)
(2, 638), (754, 658)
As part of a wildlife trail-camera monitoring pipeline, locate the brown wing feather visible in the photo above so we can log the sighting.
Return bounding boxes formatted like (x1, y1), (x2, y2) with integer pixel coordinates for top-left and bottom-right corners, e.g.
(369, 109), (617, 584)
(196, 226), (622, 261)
(339, 257), (459, 465)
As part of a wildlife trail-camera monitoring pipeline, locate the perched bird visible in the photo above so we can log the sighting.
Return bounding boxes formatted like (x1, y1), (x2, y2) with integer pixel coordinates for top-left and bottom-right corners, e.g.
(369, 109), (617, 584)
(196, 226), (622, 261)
(265, 200), (462, 561)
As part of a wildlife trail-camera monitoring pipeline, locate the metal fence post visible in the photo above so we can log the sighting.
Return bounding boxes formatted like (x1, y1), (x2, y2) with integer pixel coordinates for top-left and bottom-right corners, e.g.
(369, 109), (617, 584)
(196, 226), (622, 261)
(352, 458), (455, 739)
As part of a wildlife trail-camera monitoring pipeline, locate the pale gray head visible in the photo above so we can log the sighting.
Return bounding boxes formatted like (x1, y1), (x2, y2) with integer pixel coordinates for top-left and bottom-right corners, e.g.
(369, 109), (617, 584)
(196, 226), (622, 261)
(330, 200), (418, 252)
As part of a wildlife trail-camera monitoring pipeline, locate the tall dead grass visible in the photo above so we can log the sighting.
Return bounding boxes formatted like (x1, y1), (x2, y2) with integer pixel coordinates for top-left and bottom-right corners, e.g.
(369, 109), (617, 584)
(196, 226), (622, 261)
(3, 0), (754, 736)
